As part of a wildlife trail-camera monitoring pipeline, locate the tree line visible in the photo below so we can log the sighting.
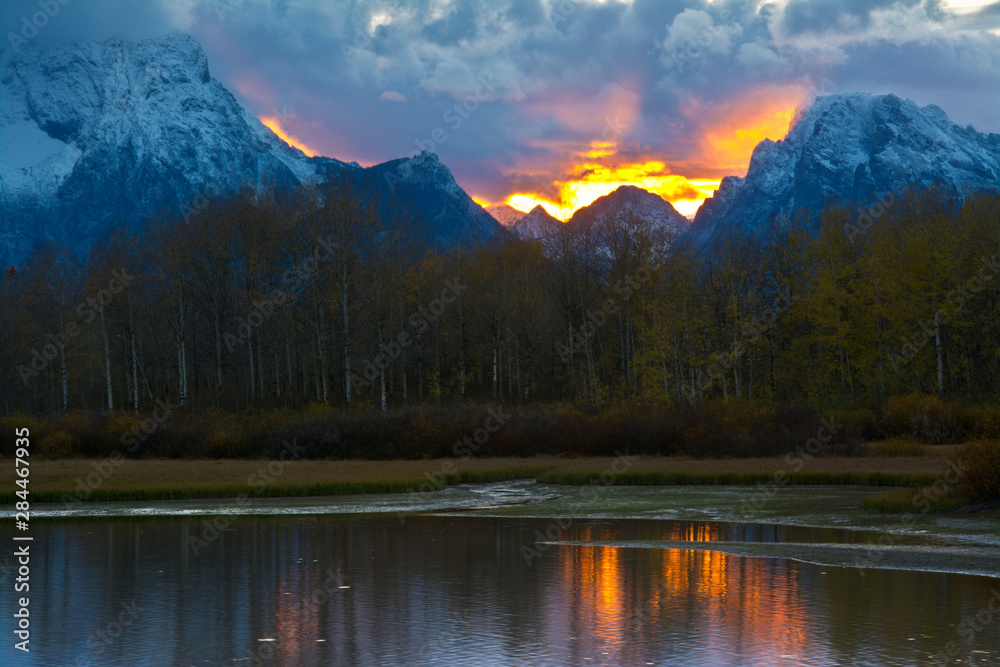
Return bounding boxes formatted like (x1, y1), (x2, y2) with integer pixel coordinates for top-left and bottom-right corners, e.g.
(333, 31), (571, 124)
(2, 178), (999, 417)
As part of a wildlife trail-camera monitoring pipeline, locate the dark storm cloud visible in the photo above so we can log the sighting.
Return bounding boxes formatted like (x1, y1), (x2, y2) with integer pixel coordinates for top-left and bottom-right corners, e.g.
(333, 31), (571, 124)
(3, 0), (998, 202)
(828, 38), (1000, 130)
(0, 0), (177, 46)
(503, 0), (546, 27)
(422, 2), (481, 46)
(780, 0), (903, 35)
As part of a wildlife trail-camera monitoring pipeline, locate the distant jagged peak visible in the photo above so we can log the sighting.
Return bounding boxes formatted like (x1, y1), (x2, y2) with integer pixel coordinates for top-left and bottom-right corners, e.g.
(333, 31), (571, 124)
(511, 204), (561, 240)
(568, 185), (687, 232)
(519, 204), (560, 226)
(374, 150), (467, 201)
(485, 203), (525, 227)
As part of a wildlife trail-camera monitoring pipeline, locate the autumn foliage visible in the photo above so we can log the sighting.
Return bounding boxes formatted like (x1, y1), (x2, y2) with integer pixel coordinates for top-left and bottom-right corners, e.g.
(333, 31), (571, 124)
(1, 181), (1000, 463)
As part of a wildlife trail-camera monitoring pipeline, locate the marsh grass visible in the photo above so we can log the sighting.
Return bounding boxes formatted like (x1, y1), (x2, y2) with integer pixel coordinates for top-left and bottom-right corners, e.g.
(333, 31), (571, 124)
(861, 487), (971, 513)
(538, 470), (940, 487)
(0, 458), (555, 504)
(1, 454), (958, 504)
(22, 468), (551, 503)
(862, 439), (928, 457)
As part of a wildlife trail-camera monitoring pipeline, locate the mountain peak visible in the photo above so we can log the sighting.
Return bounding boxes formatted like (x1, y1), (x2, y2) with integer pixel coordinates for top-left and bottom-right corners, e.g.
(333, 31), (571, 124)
(569, 186), (686, 228)
(406, 150), (444, 167)
(564, 186), (687, 243)
(389, 150), (465, 200)
(0, 33), (501, 264)
(510, 203), (561, 240)
(485, 204), (525, 227)
(690, 91), (1000, 246)
(609, 184), (647, 196)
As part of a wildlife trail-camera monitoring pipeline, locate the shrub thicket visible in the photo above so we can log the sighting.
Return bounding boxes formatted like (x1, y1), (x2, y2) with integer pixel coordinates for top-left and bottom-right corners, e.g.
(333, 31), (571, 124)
(11, 395), (994, 460)
(957, 440), (1000, 501)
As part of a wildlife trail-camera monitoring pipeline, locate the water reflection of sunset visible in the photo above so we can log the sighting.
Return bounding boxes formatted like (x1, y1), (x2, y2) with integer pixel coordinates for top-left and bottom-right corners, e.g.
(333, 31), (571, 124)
(557, 542), (811, 665)
(22, 514), (995, 666)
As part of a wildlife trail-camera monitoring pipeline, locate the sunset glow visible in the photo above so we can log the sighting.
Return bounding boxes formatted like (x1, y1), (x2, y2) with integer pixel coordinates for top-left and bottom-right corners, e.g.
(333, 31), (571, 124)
(685, 85), (811, 173)
(260, 116), (319, 157)
(20, 3), (1000, 664)
(503, 163), (722, 221)
(506, 194), (574, 220)
(505, 170), (722, 221)
(671, 179), (725, 217)
(490, 87), (807, 220)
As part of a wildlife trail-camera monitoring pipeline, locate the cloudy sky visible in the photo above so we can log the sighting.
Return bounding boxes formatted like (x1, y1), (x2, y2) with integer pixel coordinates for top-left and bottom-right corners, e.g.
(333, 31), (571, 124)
(3, 0), (999, 217)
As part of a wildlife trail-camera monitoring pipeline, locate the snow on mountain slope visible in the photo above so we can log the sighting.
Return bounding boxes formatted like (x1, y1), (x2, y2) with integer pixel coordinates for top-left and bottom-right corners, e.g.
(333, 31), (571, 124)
(568, 185), (688, 236)
(689, 93), (1000, 245)
(0, 33), (501, 265)
(0, 33), (341, 263)
(511, 205), (561, 239)
(485, 204), (525, 227)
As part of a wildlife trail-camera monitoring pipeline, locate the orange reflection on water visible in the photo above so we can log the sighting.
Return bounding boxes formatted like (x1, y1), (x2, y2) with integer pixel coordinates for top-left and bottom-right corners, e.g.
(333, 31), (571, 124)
(270, 568), (315, 664)
(662, 521), (723, 542)
(565, 542), (627, 652)
(557, 542), (812, 664)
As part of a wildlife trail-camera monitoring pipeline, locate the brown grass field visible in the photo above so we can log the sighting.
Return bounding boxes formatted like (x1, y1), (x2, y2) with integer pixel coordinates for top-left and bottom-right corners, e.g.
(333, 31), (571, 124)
(0, 446), (961, 503)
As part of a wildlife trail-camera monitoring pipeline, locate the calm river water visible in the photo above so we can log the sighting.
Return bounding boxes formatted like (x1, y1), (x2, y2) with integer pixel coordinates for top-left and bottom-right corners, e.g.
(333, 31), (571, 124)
(2, 488), (998, 666)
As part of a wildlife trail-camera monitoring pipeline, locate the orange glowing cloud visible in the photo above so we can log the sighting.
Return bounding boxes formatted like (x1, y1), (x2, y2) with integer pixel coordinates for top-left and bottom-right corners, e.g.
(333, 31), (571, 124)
(502, 85), (810, 220)
(260, 116), (319, 157)
(684, 85), (811, 174)
(507, 194), (574, 220)
(503, 151), (720, 220)
(520, 84), (641, 138)
(505, 170), (720, 221)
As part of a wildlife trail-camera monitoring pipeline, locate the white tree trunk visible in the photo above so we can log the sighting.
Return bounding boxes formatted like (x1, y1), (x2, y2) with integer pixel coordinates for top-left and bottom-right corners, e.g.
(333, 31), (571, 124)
(214, 307), (223, 401)
(131, 329), (139, 414)
(177, 294), (187, 407)
(58, 311), (68, 412)
(935, 312), (944, 396)
(341, 264), (351, 404)
(100, 307), (113, 411)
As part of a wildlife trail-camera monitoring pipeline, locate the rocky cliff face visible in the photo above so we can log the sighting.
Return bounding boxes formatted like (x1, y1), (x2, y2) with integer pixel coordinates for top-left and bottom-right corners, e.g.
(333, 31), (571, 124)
(0, 34), (500, 264)
(689, 93), (1000, 244)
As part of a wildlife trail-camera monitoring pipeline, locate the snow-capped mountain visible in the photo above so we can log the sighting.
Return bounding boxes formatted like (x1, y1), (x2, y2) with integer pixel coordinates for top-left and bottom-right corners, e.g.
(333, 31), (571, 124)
(568, 185), (688, 237)
(511, 205), (561, 239)
(0, 34), (501, 265)
(485, 204), (525, 227)
(690, 93), (1000, 245)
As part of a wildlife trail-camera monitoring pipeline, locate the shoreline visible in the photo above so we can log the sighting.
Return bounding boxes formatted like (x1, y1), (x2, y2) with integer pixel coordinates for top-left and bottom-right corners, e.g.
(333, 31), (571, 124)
(0, 452), (962, 503)
(9, 477), (997, 579)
